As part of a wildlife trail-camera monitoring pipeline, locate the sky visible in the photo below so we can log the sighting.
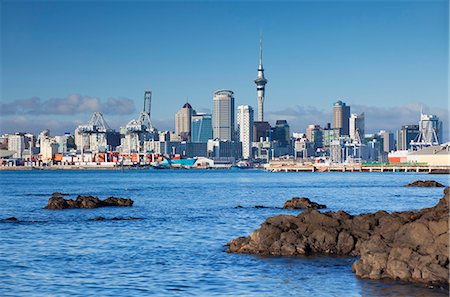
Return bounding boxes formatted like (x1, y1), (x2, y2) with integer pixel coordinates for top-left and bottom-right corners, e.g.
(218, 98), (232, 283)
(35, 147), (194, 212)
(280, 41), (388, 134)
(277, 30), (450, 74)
(1, 0), (449, 140)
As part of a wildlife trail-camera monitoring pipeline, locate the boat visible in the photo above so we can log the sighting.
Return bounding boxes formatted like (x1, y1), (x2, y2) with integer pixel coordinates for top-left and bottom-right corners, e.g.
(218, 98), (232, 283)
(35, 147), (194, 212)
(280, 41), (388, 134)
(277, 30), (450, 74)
(235, 160), (252, 169)
(150, 155), (196, 169)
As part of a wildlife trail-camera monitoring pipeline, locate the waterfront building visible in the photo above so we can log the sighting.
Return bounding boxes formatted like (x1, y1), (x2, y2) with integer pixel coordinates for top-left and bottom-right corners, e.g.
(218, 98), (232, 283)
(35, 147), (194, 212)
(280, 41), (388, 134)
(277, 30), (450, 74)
(0, 135), (8, 150)
(120, 90), (158, 154)
(254, 34), (267, 122)
(7, 133), (25, 159)
(306, 124), (323, 149)
(207, 139), (242, 160)
(330, 137), (369, 164)
(175, 103), (194, 141)
(213, 90), (235, 141)
(396, 125), (420, 151)
(40, 137), (59, 161)
(378, 130), (395, 153)
(253, 121), (271, 142)
(54, 133), (75, 154)
(237, 105), (254, 160)
(184, 142), (208, 158)
(271, 120), (290, 147)
(76, 112), (120, 153)
(253, 138), (272, 161)
(367, 138), (383, 162)
(416, 113), (443, 145)
(147, 140), (208, 157)
(191, 113), (213, 143)
(294, 134), (314, 159)
(407, 144), (450, 166)
(322, 123), (340, 147)
(349, 113), (365, 143)
(333, 100), (351, 136)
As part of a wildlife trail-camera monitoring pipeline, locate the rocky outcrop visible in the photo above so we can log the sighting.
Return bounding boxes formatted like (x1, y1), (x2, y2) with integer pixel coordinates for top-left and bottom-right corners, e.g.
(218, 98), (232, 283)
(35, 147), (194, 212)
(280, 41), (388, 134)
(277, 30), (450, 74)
(283, 197), (326, 209)
(406, 180), (445, 187)
(45, 195), (133, 209)
(226, 188), (449, 287)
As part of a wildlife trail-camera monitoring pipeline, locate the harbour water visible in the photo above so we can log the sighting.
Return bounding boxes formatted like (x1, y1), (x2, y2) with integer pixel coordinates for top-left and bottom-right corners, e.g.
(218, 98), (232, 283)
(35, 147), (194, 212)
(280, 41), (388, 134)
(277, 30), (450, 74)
(0, 170), (448, 296)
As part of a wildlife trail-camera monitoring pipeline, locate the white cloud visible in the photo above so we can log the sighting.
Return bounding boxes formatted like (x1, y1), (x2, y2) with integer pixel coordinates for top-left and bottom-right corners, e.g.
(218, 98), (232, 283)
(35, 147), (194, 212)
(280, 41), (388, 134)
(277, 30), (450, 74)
(0, 94), (136, 116)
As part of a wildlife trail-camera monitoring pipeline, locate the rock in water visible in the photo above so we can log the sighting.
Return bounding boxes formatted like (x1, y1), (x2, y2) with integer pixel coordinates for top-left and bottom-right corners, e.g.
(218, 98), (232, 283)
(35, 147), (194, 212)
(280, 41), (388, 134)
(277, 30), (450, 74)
(44, 195), (134, 209)
(283, 197), (326, 209)
(226, 188), (449, 287)
(405, 180), (445, 187)
(51, 192), (69, 197)
(103, 197), (134, 207)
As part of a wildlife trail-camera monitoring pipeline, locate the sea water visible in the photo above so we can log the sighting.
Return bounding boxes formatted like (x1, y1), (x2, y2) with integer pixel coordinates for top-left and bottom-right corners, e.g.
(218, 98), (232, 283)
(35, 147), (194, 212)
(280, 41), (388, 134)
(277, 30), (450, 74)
(0, 170), (448, 296)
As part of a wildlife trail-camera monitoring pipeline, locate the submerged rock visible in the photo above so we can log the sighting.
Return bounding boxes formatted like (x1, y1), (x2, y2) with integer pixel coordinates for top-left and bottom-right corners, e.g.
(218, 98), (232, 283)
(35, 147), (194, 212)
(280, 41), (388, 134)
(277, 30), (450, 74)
(45, 195), (134, 210)
(89, 216), (141, 221)
(51, 192), (69, 197)
(226, 188), (449, 287)
(283, 197), (326, 209)
(4, 217), (18, 221)
(405, 180), (445, 187)
(252, 205), (270, 209)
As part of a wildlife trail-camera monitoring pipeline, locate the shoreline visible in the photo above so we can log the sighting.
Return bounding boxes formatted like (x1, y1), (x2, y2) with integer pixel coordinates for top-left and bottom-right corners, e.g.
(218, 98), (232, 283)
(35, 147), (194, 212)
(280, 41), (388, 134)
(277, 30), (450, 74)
(0, 165), (448, 173)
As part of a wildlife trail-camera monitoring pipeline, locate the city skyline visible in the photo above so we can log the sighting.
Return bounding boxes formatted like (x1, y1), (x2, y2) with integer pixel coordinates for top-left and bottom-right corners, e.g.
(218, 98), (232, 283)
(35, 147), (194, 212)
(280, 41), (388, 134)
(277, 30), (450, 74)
(1, 0), (448, 139)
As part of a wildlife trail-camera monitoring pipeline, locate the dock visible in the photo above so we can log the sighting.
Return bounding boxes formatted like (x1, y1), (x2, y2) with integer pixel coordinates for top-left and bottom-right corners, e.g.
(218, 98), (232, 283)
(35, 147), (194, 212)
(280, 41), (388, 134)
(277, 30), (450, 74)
(265, 162), (450, 174)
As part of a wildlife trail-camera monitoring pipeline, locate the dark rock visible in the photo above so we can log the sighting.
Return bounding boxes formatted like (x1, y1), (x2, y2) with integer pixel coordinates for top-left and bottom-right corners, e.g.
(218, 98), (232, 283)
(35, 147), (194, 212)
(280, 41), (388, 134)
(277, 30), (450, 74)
(227, 187), (449, 287)
(89, 216), (141, 221)
(44, 195), (134, 209)
(283, 197), (326, 209)
(51, 192), (69, 197)
(253, 205), (270, 209)
(234, 205), (244, 209)
(405, 180), (445, 187)
(5, 217), (18, 221)
(90, 216), (106, 220)
(104, 197), (133, 207)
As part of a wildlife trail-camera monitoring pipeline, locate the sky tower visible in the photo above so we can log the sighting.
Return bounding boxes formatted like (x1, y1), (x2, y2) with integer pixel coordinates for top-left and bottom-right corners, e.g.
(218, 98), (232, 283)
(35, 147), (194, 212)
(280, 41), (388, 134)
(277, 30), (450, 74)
(254, 34), (268, 122)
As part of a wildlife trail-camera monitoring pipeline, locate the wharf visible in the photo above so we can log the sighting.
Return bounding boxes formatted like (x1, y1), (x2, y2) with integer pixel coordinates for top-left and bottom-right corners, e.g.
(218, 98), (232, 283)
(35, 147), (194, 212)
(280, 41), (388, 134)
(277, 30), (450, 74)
(265, 163), (450, 174)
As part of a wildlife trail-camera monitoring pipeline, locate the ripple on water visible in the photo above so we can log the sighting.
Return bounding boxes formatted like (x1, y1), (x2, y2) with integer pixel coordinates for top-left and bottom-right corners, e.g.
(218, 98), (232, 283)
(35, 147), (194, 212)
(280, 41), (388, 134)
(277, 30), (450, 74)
(0, 170), (448, 296)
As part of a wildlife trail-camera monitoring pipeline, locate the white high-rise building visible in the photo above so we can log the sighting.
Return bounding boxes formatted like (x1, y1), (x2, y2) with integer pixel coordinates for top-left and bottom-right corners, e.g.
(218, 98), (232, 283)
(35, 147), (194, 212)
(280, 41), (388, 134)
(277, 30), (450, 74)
(213, 90), (235, 141)
(417, 113), (442, 145)
(8, 134), (25, 159)
(237, 105), (254, 160)
(349, 112), (365, 143)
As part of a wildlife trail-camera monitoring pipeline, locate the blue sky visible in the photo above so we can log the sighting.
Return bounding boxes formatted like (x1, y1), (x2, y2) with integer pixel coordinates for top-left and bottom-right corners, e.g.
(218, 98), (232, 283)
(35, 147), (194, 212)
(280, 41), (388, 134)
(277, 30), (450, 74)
(1, 0), (448, 139)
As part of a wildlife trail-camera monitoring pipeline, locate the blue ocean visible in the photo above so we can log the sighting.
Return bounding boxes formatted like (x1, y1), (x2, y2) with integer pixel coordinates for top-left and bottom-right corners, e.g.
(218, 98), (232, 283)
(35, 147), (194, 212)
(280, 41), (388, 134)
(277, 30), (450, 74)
(0, 170), (448, 296)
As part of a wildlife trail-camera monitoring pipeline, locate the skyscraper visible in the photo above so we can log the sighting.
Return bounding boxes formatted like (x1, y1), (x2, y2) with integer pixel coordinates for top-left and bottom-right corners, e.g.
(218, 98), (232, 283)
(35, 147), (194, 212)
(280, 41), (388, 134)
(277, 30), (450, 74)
(417, 113), (442, 145)
(378, 130), (395, 153)
(396, 125), (420, 150)
(306, 124), (323, 149)
(237, 105), (254, 160)
(349, 112), (365, 142)
(191, 113), (213, 143)
(175, 102), (194, 141)
(271, 120), (290, 147)
(333, 100), (351, 136)
(254, 34), (267, 122)
(213, 90), (235, 141)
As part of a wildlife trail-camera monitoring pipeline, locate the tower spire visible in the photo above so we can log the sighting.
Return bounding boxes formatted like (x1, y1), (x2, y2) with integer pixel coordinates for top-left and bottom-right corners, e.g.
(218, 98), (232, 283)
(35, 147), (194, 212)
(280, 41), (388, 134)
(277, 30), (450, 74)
(259, 32), (263, 69)
(255, 33), (267, 122)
